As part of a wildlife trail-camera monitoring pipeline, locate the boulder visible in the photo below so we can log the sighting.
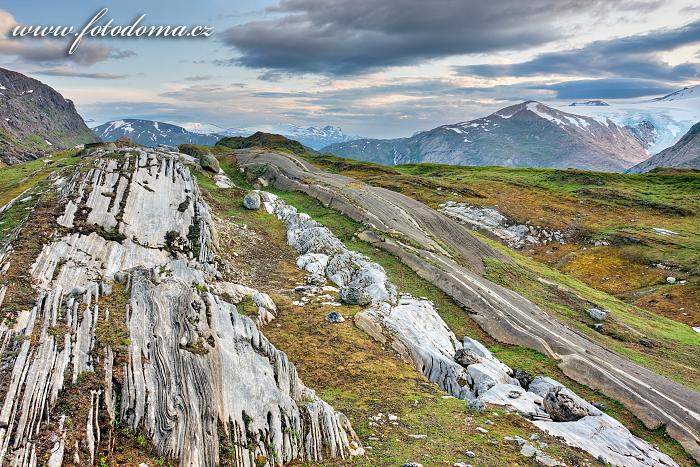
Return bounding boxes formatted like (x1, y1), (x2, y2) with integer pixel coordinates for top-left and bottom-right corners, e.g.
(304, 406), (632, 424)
(339, 286), (372, 306)
(542, 387), (590, 422)
(199, 154), (220, 173)
(586, 308), (607, 321)
(243, 192), (261, 210)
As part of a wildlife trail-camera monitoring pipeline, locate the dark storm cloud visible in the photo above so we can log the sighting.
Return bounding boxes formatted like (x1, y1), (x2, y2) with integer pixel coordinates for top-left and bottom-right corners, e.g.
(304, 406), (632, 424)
(219, 0), (645, 76)
(455, 20), (700, 80)
(538, 78), (676, 99)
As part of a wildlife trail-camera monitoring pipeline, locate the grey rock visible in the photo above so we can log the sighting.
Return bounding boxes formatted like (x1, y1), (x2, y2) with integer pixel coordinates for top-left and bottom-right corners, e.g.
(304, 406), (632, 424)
(465, 450), (476, 458)
(242, 192), (261, 210)
(339, 286), (372, 306)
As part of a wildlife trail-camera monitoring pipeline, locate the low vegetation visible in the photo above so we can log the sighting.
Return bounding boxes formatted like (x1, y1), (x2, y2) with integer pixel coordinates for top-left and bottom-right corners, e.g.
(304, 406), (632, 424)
(308, 154), (700, 330)
(215, 132), (308, 156)
(192, 156), (696, 465)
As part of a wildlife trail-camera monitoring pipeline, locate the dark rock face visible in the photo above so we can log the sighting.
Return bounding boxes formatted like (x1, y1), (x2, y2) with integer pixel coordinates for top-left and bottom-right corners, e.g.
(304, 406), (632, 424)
(0, 67), (97, 165)
(322, 101), (648, 172)
(543, 387), (591, 422)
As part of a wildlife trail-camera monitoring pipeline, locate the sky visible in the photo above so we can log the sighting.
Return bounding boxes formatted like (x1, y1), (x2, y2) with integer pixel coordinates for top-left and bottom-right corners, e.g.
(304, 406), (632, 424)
(0, 0), (699, 138)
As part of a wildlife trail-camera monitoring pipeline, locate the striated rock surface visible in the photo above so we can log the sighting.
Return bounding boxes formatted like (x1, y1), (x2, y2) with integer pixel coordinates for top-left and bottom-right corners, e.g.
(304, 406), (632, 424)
(0, 148), (361, 466)
(256, 189), (679, 467)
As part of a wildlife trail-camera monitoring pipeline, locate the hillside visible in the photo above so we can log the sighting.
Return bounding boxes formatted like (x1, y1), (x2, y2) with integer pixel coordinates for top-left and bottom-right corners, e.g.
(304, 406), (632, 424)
(627, 122), (700, 173)
(93, 119), (220, 147)
(0, 67), (97, 165)
(0, 145), (697, 465)
(322, 101), (649, 172)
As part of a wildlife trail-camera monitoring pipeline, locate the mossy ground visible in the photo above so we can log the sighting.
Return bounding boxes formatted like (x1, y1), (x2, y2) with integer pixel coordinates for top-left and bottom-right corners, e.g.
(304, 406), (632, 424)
(307, 155), (700, 330)
(194, 157), (695, 465)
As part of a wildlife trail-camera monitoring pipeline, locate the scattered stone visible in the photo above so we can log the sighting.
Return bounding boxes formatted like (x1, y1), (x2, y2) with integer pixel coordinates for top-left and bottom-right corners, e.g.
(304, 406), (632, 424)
(543, 387), (590, 422)
(243, 192), (261, 210)
(586, 308), (608, 321)
(325, 311), (345, 323)
(529, 433), (540, 441)
(475, 427), (488, 434)
(508, 390), (522, 399)
(666, 276), (676, 284)
(454, 348), (481, 367)
(464, 450), (476, 458)
(593, 323), (604, 332)
(592, 402), (607, 411)
(403, 463), (423, 467)
(408, 434), (427, 440)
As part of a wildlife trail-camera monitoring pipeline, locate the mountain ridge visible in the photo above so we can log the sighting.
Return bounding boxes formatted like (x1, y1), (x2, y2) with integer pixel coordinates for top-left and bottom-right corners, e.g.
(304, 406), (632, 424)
(627, 122), (700, 173)
(322, 101), (649, 171)
(0, 67), (97, 165)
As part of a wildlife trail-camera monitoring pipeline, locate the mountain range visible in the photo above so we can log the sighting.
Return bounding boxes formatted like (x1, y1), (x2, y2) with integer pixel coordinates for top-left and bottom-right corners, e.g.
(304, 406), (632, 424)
(322, 101), (650, 171)
(0, 67), (96, 165)
(93, 120), (358, 150)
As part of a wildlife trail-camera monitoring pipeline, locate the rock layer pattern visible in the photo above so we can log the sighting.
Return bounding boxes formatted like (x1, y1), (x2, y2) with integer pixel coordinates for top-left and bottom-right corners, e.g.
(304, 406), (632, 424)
(235, 149), (700, 462)
(257, 190), (679, 467)
(0, 148), (360, 466)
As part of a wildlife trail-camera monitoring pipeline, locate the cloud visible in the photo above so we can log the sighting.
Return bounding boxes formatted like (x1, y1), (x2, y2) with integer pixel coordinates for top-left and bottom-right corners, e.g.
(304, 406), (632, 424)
(34, 69), (127, 80)
(0, 9), (136, 66)
(456, 20), (700, 80)
(184, 75), (214, 81)
(536, 78), (676, 98)
(219, 0), (643, 76)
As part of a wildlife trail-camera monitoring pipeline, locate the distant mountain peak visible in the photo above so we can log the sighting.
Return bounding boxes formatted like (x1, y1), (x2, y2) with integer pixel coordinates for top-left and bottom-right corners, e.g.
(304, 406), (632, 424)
(652, 84), (700, 102)
(569, 100), (609, 107)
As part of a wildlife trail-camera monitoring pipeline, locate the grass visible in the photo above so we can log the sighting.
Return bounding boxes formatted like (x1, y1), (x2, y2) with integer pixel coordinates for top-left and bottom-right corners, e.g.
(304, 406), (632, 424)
(202, 156), (696, 465)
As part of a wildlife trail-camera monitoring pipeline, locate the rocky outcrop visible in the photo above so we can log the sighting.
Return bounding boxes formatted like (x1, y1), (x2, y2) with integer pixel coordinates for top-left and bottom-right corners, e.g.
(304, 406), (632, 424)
(0, 67), (97, 165)
(255, 189), (677, 467)
(440, 201), (565, 248)
(0, 148), (361, 466)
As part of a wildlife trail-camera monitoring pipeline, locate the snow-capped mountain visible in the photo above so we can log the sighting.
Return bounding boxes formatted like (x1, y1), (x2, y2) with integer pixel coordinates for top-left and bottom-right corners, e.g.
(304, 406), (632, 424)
(93, 119), (360, 150)
(566, 85), (700, 153)
(652, 84), (700, 102)
(323, 101), (648, 171)
(93, 119), (219, 147)
(270, 124), (357, 149)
